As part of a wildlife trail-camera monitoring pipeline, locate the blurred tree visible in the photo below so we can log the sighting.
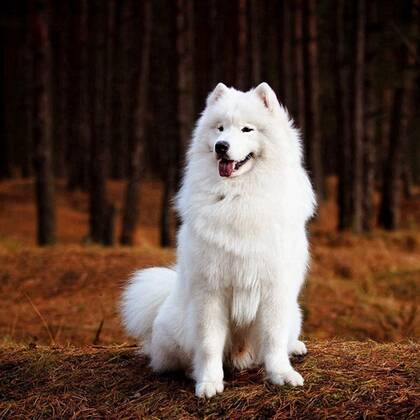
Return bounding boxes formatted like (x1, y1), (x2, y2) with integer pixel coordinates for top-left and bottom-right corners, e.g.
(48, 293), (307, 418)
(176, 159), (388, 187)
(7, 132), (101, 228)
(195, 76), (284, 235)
(336, 0), (354, 231)
(303, 0), (324, 199)
(250, 0), (261, 85)
(351, 0), (366, 232)
(67, 0), (89, 191)
(88, 0), (110, 244)
(176, 0), (195, 162)
(282, 0), (293, 108)
(193, 0), (211, 117)
(121, 0), (153, 245)
(0, 34), (10, 179)
(209, 0), (223, 86)
(294, 0), (306, 135)
(51, 1), (68, 178)
(19, 27), (34, 178)
(103, 0), (115, 180)
(236, 0), (248, 90)
(154, 0), (179, 247)
(362, 0), (379, 231)
(378, 0), (415, 230)
(30, 0), (56, 245)
(110, 0), (129, 179)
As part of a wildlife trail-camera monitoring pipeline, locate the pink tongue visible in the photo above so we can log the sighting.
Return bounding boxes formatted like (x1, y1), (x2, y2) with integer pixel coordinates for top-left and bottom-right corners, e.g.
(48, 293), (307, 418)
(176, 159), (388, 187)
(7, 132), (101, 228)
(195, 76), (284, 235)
(219, 160), (235, 177)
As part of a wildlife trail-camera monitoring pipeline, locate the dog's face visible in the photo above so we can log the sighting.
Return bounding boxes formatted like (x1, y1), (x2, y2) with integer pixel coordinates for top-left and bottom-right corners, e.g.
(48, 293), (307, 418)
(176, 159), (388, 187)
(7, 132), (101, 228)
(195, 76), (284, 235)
(194, 82), (284, 178)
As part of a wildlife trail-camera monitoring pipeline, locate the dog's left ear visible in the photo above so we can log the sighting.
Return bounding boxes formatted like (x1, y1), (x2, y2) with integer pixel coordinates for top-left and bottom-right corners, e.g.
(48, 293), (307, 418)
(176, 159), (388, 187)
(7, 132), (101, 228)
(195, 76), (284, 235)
(254, 82), (278, 112)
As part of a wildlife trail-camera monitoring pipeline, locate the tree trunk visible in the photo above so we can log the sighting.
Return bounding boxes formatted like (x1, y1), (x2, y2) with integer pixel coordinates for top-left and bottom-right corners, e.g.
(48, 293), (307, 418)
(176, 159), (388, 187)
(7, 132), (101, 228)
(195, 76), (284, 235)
(401, 0), (418, 200)
(336, 0), (354, 230)
(294, 0), (306, 134)
(236, 0), (248, 90)
(67, 0), (89, 191)
(22, 36), (34, 178)
(103, 0), (115, 180)
(0, 25), (11, 179)
(176, 0), (195, 177)
(209, 0), (223, 86)
(378, 0), (413, 230)
(362, 1), (378, 231)
(160, 163), (176, 247)
(156, 0), (178, 247)
(249, 0), (261, 85)
(110, 0), (128, 179)
(351, 0), (366, 232)
(88, 0), (108, 244)
(30, 0), (56, 245)
(282, 0), (293, 108)
(302, 0), (324, 198)
(378, 90), (405, 229)
(51, 1), (68, 178)
(120, 0), (153, 245)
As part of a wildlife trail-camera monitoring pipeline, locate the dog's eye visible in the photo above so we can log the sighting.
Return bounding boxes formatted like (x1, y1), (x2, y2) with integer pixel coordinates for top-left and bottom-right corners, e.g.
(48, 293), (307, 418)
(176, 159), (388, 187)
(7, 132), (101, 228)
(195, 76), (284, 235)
(241, 127), (254, 133)
(218, 126), (224, 132)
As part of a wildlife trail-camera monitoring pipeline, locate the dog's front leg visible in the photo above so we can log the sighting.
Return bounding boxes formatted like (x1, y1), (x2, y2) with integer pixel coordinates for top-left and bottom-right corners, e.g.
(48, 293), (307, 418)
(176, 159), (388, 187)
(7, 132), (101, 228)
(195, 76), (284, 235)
(192, 292), (227, 398)
(259, 287), (304, 387)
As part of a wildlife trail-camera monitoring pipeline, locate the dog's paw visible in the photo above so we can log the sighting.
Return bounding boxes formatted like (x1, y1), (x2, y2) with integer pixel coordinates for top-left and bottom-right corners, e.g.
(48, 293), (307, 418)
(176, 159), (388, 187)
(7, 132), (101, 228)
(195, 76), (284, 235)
(195, 381), (224, 398)
(288, 340), (307, 356)
(268, 369), (304, 387)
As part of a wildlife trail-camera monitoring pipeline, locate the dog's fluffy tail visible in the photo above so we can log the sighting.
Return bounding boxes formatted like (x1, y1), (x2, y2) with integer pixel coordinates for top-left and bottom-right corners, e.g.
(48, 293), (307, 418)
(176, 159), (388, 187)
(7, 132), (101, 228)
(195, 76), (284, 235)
(120, 267), (176, 348)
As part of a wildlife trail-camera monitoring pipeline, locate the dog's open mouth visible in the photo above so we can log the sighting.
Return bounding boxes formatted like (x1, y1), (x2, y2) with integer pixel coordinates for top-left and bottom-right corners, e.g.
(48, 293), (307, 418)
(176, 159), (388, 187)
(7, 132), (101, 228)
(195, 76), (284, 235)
(218, 153), (254, 177)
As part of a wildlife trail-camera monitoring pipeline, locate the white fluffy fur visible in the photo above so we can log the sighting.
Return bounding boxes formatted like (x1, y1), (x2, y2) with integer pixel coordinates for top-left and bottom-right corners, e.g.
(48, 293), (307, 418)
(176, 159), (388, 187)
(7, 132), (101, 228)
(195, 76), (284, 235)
(121, 82), (316, 398)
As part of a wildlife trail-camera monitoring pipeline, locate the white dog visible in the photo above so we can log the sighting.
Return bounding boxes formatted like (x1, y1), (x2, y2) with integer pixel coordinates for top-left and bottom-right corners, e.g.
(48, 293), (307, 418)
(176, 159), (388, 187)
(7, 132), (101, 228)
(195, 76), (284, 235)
(121, 82), (316, 398)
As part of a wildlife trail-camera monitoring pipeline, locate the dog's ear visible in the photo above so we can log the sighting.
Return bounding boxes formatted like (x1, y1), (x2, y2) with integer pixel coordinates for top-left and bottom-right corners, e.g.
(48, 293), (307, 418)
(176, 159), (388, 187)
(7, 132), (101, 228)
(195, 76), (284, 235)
(207, 83), (228, 106)
(254, 82), (278, 112)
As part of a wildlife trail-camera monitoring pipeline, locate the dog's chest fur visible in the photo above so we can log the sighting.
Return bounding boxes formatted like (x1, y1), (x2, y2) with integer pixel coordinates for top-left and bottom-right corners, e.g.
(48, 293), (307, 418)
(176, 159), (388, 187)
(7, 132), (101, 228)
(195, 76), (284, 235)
(185, 186), (281, 326)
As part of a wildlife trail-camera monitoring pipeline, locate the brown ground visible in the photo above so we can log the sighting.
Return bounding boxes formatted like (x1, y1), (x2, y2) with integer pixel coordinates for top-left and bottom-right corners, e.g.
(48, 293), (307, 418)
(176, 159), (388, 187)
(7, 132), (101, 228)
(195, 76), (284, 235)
(0, 178), (419, 418)
(1, 341), (418, 419)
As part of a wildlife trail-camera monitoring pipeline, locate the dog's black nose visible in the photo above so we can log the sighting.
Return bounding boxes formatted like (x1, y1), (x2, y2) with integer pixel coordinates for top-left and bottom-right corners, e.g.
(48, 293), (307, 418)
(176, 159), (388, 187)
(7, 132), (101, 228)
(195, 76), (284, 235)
(215, 141), (229, 155)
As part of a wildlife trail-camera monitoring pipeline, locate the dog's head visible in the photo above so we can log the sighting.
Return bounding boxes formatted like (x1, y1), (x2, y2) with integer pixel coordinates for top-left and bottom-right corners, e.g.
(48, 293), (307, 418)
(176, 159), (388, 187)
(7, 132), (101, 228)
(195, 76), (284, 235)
(191, 82), (301, 179)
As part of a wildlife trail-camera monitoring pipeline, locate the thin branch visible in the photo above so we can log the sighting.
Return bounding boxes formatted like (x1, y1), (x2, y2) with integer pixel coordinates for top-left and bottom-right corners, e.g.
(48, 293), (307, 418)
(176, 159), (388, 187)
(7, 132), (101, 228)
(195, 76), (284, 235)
(24, 292), (56, 345)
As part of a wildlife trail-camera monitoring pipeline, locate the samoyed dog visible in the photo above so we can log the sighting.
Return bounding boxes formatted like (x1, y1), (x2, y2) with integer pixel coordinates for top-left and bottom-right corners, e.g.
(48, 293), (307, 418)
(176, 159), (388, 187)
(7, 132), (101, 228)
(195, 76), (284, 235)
(121, 82), (316, 398)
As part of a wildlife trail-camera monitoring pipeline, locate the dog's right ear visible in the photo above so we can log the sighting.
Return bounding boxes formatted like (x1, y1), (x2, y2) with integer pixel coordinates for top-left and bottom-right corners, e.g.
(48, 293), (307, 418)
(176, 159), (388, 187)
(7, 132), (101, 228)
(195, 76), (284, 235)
(206, 83), (228, 106)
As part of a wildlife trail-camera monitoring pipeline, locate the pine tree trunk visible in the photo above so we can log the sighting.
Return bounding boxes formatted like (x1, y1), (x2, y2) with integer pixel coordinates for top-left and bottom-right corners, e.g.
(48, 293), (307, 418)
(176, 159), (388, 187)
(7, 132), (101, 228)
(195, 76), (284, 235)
(67, 0), (89, 191)
(362, 1), (378, 231)
(294, 0), (306, 134)
(156, 0), (178, 247)
(250, 0), (261, 85)
(0, 24), (11, 179)
(22, 36), (34, 178)
(209, 0), (223, 86)
(176, 0), (195, 171)
(110, 0), (128, 179)
(51, 1), (68, 178)
(103, 0), (115, 180)
(160, 163), (176, 247)
(30, 0), (56, 245)
(120, 0), (153, 245)
(303, 0), (324, 198)
(378, 0), (413, 230)
(88, 0), (108, 244)
(336, 0), (354, 230)
(378, 90), (405, 229)
(236, 0), (248, 90)
(351, 0), (366, 232)
(265, 1), (281, 95)
(282, 1), (293, 108)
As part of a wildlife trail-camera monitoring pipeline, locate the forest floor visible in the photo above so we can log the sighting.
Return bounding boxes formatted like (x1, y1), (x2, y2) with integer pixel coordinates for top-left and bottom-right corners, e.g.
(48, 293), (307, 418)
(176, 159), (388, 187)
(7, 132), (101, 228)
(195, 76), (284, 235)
(0, 178), (419, 418)
(1, 341), (418, 419)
